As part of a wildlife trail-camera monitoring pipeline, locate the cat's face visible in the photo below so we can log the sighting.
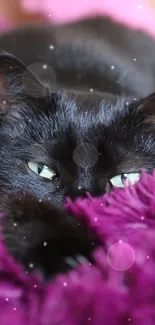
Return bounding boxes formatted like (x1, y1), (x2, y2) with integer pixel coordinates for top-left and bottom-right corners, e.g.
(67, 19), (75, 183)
(0, 52), (155, 209)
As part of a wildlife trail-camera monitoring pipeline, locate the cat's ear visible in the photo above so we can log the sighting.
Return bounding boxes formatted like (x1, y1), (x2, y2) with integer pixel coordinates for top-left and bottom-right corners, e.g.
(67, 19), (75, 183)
(136, 93), (155, 125)
(0, 51), (45, 108)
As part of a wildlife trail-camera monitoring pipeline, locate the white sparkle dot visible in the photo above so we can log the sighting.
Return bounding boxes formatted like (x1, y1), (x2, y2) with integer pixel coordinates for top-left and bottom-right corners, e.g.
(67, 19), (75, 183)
(39, 199), (42, 203)
(119, 240), (123, 244)
(49, 14), (51, 17)
(138, 4), (143, 9)
(92, 242), (94, 246)
(23, 237), (26, 239)
(134, 98), (136, 101)
(34, 285), (37, 288)
(111, 65), (115, 70)
(63, 282), (67, 287)
(141, 216), (145, 220)
(49, 45), (54, 50)
(89, 88), (94, 92)
(10, 66), (12, 69)
(147, 255), (150, 259)
(100, 203), (103, 206)
(133, 58), (136, 61)
(43, 64), (47, 69)
(78, 223), (81, 226)
(78, 185), (82, 190)
(14, 307), (16, 311)
(89, 263), (92, 266)
(117, 80), (120, 83)
(5, 298), (9, 302)
(128, 319), (131, 322)
(94, 217), (98, 222)
(43, 242), (47, 247)
(28, 119), (32, 122)
(29, 263), (34, 268)
(13, 223), (17, 227)
(88, 318), (91, 321)
(126, 102), (129, 105)
(3, 100), (6, 104)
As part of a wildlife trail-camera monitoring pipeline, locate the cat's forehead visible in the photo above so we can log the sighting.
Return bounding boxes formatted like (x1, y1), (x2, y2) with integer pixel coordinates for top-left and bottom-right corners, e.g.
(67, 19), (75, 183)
(1, 88), (142, 150)
(12, 89), (131, 146)
(43, 91), (113, 139)
(55, 89), (118, 112)
(47, 89), (125, 126)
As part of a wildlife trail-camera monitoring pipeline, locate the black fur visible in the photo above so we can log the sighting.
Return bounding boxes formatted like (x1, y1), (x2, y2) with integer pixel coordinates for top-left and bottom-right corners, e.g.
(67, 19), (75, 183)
(0, 17), (155, 277)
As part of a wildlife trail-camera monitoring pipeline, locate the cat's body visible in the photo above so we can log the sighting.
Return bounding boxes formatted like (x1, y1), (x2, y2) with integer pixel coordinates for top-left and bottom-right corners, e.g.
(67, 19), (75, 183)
(0, 17), (155, 276)
(1, 16), (155, 97)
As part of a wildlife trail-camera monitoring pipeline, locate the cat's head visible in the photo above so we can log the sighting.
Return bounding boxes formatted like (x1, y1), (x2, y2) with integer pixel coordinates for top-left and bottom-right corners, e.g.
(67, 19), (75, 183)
(0, 52), (155, 208)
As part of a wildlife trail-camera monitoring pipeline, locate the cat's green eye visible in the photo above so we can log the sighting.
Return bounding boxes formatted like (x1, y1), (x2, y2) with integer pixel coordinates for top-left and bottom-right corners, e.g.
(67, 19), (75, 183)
(110, 172), (141, 188)
(27, 161), (56, 180)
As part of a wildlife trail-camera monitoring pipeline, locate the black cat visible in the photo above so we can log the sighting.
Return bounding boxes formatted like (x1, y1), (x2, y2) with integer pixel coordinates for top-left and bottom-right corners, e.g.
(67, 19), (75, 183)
(0, 17), (155, 277)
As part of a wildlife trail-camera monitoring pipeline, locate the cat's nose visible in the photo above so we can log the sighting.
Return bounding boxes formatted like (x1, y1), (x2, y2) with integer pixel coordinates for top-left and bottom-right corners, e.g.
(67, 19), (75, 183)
(66, 186), (89, 200)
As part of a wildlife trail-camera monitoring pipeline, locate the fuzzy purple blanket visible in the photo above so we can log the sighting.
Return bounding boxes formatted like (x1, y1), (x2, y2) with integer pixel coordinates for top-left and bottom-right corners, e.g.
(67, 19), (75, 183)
(0, 171), (155, 325)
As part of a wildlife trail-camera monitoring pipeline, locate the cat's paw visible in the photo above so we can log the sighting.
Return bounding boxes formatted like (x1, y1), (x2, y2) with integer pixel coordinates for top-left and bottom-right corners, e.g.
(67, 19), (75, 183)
(1, 194), (98, 278)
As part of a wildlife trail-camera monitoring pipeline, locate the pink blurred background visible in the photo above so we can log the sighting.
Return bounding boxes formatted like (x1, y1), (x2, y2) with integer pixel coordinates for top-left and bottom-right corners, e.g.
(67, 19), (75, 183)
(0, 0), (155, 36)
